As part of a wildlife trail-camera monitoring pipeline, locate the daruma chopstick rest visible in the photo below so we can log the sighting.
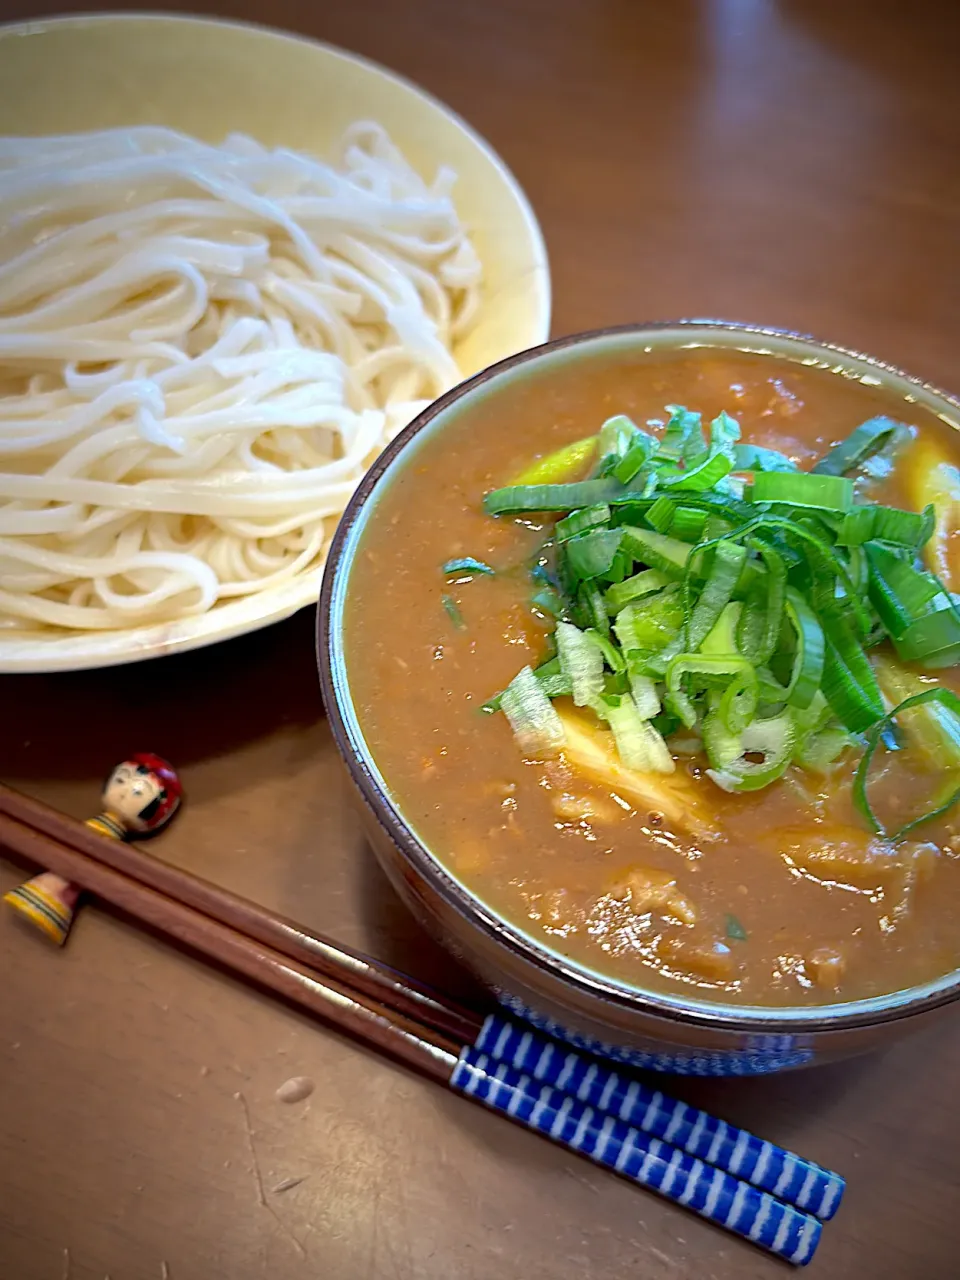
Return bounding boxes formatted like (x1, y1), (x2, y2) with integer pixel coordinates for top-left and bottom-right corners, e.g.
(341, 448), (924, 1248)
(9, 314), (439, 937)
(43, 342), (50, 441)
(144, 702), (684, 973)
(3, 753), (181, 944)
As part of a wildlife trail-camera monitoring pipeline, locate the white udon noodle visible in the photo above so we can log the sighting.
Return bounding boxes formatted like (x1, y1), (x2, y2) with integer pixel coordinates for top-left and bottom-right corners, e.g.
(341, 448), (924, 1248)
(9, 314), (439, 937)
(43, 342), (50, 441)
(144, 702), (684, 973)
(0, 123), (482, 632)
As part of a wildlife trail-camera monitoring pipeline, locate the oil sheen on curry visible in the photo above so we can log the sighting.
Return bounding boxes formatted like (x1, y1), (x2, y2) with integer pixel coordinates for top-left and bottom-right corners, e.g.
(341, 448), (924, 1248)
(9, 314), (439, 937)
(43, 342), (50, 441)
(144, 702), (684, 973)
(346, 347), (960, 1007)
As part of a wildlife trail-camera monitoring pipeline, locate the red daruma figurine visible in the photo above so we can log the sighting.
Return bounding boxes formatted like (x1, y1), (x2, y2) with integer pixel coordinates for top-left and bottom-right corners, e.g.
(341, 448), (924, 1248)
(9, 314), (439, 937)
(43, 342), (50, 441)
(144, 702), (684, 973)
(3, 753), (182, 945)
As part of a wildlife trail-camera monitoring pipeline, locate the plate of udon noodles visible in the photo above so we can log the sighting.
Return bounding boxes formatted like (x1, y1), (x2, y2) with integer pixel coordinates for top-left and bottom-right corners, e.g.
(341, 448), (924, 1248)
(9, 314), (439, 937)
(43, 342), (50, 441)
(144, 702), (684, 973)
(0, 14), (550, 671)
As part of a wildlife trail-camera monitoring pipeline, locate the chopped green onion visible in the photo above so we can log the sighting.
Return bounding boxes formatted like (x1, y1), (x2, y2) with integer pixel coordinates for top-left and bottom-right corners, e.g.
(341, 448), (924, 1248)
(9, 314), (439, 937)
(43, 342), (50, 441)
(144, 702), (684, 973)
(584, 627), (627, 672)
(660, 405), (704, 462)
(685, 539), (747, 652)
(500, 666), (567, 755)
(706, 712), (797, 792)
(510, 435), (597, 486)
(489, 399), (951, 800)
(700, 601), (742, 657)
(665, 653), (755, 730)
(443, 556), (495, 576)
(599, 693), (675, 773)
(646, 495), (677, 534)
(865, 542), (960, 666)
(795, 725), (853, 772)
(839, 503), (934, 550)
(614, 589), (684, 654)
(612, 432), (658, 484)
(601, 546), (632, 584)
(735, 542), (786, 667)
(702, 708), (744, 769)
(659, 449), (734, 493)
(854, 688), (960, 839)
(733, 443), (798, 473)
(782, 588), (825, 709)
(893, 605), (960, 668)
(441, 595), (466, 629)
(556, 504), (611, 542)
(620, 526), (692, 579)
(865, 541), (941, 636)
(812, 415), (905, 477)
(670, 505), (709, 543)
(820, 612), (885, 732)
(749, 471), (854, 512)
(604, 569), (668, 614)
(556, 621), (605, 707)
(531, 586), (565, 618)
(578, 579), (611, 635)
(716, 663), (760, 734)
(538, 673), (574, 699)
(725, 914), (749, 942)
(873, 654), (960, 770)
(564, 527), (624, 581)
(597, 414), (642, 464)
(484, 479), (621, 515)
(628, 671), (661, 719)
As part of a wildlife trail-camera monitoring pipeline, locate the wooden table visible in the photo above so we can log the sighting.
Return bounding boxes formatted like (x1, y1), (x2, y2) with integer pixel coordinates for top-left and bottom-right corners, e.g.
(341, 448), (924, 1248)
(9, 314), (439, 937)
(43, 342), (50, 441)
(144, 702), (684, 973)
(2, 2), (959, 1276)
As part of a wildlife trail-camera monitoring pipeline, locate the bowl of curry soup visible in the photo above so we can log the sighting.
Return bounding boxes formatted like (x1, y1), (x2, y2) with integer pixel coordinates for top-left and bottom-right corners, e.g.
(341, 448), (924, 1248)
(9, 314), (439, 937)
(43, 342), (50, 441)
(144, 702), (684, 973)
(319, 321), (960, 1075)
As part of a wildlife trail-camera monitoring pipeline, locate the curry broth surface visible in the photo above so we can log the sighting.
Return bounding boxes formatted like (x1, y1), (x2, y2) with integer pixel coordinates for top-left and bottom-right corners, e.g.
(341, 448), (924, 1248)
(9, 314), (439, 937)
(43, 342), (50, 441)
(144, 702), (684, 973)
(345, 349), (960, 1006)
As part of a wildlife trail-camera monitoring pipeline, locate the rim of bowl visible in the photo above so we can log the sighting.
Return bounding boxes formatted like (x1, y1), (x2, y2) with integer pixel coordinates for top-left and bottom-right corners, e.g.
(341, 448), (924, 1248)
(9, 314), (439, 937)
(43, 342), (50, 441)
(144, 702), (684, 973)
(318, 318), (960, 1035)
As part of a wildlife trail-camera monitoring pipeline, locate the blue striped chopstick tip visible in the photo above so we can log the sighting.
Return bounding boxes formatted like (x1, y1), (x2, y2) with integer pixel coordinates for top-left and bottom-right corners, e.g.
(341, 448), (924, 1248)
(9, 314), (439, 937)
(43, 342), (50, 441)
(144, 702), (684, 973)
(452, 1050), (821, 1266)
(472, 1014), (845, 1222)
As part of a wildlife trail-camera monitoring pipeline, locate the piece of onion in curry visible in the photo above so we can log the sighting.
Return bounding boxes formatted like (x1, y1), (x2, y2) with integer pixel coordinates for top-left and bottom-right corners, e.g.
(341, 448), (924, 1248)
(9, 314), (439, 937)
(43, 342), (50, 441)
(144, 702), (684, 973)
(346, 349), (960, 1007)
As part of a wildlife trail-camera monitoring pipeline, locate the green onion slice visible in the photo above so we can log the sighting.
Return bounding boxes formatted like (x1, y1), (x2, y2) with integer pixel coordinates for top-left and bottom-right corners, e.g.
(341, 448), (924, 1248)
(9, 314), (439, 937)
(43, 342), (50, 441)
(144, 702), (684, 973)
(854, 688), (960, 839)
(443, 557), (495, 576)
(564, 527), (623, 581)
(556, 621), (604, 707)
(749, 471), (854, 512)
(839, 503), (934, 550)
(733, 443), (798, 474)
(441, 595), (466, 629)
(484, 479), (622, 515)
(665, 653), (754, 729)
(500, 666), (567, 755)
(597, 693), (675, 773)
(706, 712), (797, 793)
(604, 568), (668, 614)
(584, 627), (627, 672)
(820, 612), (885, 732)
(782, 588), (825, 709)
(685, 539), (747, 652)
(620, 526), (692, 579)
(812, 415), (905, 477)
(556, 504), (611, 542)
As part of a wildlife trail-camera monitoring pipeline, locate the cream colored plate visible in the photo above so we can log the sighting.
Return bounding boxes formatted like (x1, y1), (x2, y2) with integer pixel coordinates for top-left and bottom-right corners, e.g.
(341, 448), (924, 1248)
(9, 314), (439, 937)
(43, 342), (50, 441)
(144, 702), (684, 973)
(0, 13), (551, 672)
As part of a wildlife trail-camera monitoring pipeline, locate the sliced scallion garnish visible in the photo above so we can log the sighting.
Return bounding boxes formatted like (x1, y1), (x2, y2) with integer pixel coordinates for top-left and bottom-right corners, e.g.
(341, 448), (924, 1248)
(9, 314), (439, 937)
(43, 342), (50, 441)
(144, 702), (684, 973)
(483, 400), (954, 802)
(441, 595), (466, 629)
(812, 415), (906, 478)
(854, 688), (960, 839)
(750, 471), (854, 512)
(443, 556), (495, 576)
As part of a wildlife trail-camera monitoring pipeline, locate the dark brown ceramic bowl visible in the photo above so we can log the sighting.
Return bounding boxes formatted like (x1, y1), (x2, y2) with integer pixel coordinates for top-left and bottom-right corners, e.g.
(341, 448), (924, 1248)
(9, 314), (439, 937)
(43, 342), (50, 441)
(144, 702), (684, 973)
(318, 320), (960, 1076)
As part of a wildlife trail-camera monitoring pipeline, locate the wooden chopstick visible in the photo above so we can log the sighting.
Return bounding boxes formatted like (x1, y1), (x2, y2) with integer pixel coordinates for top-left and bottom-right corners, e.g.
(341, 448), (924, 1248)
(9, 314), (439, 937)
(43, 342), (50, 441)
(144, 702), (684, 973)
(0, 781), (480, 1045)
(0, 808), (461, 1080)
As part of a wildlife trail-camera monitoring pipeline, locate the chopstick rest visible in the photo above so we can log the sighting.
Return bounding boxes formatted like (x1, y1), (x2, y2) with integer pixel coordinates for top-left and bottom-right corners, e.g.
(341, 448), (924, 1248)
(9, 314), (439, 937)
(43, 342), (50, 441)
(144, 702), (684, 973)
(3, 754), (181, 944)
(473, 1014), (844, 1220)
(453, 1048), (821, 1266)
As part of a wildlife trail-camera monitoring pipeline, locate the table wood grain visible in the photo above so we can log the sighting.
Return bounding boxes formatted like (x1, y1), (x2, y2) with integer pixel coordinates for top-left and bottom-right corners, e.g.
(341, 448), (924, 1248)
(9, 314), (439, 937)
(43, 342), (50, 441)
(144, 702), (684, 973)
(2, 2), (960, 1276)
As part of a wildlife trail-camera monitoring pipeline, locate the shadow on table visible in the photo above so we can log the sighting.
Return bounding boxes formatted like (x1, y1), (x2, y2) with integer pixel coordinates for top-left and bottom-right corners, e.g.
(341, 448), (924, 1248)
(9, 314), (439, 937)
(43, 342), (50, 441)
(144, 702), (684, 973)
(0, 606), (323, 785)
